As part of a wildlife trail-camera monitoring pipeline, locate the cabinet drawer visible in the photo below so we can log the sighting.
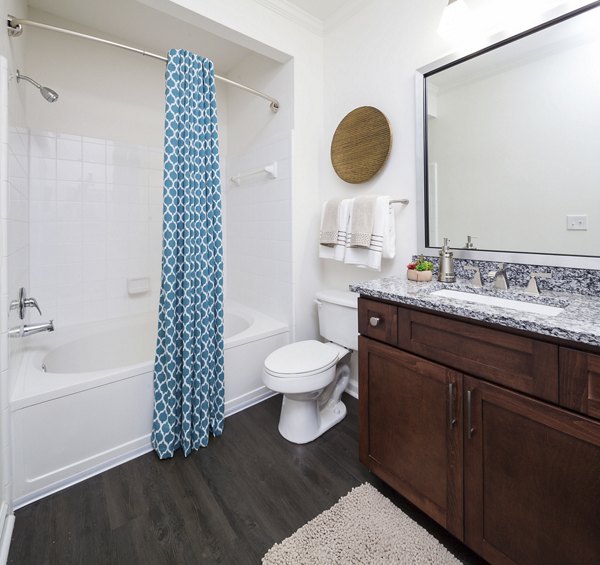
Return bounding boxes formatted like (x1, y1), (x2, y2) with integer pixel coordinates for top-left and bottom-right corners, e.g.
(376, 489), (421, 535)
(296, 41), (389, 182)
(358, 298), (397, 346)
(398, 308), (558, 402)
(560, 348), (600, 419)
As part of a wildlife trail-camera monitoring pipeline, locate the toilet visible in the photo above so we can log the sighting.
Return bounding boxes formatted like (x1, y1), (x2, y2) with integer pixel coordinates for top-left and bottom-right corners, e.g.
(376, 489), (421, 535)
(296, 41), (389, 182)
(263, 289), (359, 444)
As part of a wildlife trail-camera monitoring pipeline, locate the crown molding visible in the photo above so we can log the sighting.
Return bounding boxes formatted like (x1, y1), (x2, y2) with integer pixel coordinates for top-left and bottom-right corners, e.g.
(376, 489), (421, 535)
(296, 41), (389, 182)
(251, 0), (324, 35)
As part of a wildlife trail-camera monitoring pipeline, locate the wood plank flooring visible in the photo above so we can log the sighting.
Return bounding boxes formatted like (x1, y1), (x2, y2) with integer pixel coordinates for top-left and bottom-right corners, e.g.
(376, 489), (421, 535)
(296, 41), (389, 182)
(8, 395), (484, 564)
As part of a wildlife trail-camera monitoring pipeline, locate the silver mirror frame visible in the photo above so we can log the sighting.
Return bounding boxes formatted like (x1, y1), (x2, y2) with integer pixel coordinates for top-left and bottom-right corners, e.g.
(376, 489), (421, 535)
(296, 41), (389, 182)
(416, 1), (600, 270)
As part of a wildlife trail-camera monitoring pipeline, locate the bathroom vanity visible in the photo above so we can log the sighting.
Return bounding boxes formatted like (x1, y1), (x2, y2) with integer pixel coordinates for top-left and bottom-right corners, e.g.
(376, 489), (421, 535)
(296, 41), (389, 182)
(353, 278), (600, 564)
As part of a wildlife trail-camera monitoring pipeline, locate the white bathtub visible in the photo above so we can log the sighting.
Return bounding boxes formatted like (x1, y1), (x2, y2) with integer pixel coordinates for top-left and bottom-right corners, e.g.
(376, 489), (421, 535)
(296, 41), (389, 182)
(10, 302), (289, 508)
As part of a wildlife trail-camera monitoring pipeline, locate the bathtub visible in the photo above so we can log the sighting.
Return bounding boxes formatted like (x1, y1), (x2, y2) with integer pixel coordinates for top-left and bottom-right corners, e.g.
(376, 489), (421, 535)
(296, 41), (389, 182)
(10, 302), (289, 508)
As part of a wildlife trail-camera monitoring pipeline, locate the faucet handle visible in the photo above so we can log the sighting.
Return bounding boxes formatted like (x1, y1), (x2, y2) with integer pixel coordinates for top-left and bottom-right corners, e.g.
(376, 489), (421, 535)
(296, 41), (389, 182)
(23, 297), (42, 316)
(10, 287), (43, 319)
(464, 265), (482, 288)
(526, 272), (551, 295)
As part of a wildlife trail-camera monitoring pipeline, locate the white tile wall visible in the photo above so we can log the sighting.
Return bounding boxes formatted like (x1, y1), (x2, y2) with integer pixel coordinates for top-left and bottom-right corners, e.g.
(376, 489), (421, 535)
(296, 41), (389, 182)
(27, 130), (164, 327)
(226, 132), (293, 325)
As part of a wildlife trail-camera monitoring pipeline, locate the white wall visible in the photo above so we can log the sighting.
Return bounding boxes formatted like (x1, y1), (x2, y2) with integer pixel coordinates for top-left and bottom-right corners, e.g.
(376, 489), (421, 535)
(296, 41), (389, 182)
(224, 50), (293, 326)
(23, 9), (166, 147)
(320, 0), (449, 290)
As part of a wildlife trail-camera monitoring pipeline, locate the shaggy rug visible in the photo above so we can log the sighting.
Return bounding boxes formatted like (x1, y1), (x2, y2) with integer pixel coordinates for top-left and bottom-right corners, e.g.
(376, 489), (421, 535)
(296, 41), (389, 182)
(262, 483), (461, 564)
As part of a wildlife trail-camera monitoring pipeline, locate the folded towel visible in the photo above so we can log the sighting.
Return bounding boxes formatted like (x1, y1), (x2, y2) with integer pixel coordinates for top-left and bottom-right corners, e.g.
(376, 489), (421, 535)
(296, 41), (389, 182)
(319, 199), (351, 262)
(344, 196), (394, 270)
(319, 199), (341, 246)
(348, 195), (377, 247)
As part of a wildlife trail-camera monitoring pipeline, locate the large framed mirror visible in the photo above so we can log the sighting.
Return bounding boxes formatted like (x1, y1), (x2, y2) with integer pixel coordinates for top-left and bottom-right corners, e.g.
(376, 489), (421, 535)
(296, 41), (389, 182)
(416, 1), (600, 269)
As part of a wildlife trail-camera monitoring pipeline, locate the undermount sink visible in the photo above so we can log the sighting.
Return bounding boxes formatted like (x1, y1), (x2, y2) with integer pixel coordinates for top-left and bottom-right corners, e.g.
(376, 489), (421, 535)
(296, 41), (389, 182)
(431, 289), (564, 317)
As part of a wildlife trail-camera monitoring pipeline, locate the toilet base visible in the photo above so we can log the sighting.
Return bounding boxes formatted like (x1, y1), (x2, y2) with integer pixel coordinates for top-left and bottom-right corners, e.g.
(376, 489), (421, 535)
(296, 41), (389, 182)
(278, 396), (347, 444)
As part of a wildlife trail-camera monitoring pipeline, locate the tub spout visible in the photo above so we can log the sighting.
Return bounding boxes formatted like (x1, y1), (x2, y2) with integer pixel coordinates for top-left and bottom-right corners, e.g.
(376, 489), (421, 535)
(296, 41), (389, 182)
(9, 320), (54, 338)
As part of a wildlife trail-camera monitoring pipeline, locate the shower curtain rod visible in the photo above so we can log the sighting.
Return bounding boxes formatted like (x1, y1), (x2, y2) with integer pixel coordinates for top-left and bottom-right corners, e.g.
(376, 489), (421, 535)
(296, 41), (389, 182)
(6, 16), (280, 113)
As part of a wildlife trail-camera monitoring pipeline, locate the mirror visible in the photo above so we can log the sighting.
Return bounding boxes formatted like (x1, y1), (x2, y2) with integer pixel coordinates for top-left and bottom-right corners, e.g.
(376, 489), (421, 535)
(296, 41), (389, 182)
(417, 3), (600, 268)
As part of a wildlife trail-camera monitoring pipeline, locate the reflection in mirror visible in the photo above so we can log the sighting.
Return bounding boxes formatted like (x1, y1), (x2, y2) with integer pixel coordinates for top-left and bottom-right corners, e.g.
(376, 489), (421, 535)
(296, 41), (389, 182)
(420, 3), (600, 262)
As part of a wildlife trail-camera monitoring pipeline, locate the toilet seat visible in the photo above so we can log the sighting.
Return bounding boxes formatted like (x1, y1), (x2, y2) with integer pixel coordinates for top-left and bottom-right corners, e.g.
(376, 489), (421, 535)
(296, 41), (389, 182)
(264, 340), (338, 378)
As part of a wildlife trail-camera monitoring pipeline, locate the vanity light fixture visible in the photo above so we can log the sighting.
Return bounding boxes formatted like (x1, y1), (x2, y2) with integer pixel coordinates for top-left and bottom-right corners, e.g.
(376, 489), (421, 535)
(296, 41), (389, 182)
(437, 0), (475, 41)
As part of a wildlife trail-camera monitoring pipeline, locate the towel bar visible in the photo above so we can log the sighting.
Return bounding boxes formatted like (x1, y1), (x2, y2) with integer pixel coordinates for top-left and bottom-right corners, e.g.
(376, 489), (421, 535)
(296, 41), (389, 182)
(230, 162), (278, 186)
(390, 199), (409, 205)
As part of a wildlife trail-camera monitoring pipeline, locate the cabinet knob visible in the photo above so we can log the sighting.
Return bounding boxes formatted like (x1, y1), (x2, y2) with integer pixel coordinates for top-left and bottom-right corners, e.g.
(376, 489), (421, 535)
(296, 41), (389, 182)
(369, 316), (381, 327)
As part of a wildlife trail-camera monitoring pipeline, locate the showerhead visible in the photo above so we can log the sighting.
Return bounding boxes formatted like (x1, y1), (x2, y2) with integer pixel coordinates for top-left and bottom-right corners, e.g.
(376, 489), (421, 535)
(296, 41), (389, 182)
(39, 86), (59, 103)
(16, 70), (59, 103)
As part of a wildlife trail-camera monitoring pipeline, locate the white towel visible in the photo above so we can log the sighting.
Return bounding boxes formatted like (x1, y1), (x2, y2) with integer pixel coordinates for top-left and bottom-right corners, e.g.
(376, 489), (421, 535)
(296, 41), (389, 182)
(319, 199), (341, 246)
(319, 199), (352, 262)
(348, 195), (377, 247)
(344, 196), (395, 270)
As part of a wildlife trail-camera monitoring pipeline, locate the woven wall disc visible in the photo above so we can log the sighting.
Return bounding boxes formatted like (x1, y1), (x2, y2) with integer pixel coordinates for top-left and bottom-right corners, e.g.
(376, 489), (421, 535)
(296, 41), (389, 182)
(330, 106), (392, 184)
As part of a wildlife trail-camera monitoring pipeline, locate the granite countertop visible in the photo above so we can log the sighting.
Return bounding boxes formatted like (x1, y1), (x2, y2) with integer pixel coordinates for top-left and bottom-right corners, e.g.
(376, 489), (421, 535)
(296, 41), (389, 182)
(350, 277), (600, 349)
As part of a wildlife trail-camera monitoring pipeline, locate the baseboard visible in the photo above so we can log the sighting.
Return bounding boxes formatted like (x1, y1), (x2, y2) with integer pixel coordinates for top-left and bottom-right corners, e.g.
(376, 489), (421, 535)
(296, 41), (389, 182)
(225, 386), (278, 417)
(13, 439), (153, 510)
(0, 512), (15, 565)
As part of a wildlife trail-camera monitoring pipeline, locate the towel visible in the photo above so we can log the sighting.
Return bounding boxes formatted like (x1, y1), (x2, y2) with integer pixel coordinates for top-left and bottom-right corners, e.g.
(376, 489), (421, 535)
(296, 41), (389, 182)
(319, 199), (341, 246)
(319, 199), (351, 262)
(344, 196), (395, 270)
(348, 195), (378, 247)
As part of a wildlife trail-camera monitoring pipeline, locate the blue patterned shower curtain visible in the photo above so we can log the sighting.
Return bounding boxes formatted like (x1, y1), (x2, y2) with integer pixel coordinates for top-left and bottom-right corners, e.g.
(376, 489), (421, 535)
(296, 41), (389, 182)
(152, 49), (225, 460)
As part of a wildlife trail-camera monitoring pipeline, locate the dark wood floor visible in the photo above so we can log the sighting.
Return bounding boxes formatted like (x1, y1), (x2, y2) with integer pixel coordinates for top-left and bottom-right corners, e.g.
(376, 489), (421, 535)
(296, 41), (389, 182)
(9, 394), (484, 564)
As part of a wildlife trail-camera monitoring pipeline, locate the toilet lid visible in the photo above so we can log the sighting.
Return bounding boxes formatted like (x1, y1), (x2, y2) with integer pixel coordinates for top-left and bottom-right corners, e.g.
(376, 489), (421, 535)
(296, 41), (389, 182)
(264, 340), (338, 377)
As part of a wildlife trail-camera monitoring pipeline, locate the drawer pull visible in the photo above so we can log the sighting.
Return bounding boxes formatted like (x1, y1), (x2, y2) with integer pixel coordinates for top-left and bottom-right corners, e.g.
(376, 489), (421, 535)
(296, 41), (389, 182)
(369, 316), (381, 327)
(467, 390), (475, 439)
(448, 382), (456, 429)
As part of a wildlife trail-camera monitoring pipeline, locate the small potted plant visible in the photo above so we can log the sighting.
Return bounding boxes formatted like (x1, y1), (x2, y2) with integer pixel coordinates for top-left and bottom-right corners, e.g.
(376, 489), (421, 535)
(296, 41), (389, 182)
(407, 256), (434, 282)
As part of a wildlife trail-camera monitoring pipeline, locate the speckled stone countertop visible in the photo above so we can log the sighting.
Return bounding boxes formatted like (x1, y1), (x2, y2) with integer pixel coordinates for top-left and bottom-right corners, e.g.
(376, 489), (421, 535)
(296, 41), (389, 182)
(350, 277), (600, 349)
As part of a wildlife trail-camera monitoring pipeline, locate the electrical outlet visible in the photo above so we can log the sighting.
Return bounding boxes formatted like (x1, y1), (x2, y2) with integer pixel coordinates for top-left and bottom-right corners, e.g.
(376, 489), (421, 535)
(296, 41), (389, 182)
(566, 215), (588, 231)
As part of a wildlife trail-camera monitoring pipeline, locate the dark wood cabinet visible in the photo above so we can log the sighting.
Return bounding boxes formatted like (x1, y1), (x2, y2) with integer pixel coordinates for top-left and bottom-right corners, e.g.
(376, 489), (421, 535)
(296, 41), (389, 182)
(359, 336), (463, 539)
(559, 347), (600, 419)
(358, 298), (600, 564)
(464, 375), (600, 565)
(397, 308), (558, 402)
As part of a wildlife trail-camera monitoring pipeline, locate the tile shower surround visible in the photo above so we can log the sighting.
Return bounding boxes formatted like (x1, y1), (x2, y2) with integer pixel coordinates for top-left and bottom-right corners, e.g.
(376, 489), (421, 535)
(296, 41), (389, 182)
(25, 129), (164, 327)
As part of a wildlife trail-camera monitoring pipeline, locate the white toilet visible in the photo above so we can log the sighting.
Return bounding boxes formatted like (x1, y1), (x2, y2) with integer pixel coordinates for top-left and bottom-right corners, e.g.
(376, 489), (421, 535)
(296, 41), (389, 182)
(263, 289), (359, 444)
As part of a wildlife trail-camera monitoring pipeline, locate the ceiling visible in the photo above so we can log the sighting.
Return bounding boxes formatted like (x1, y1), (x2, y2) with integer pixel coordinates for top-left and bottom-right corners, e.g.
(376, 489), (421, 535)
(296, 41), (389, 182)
(284, 0), (350, 22)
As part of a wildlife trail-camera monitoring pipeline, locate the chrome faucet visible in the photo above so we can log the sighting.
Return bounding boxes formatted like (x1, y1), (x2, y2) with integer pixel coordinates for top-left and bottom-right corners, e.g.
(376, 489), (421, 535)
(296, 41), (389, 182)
(526, 272), (551, 295)
(464, 265), (483, 288)
(8, 320), (54, 338)
(489, 263), (510, 290)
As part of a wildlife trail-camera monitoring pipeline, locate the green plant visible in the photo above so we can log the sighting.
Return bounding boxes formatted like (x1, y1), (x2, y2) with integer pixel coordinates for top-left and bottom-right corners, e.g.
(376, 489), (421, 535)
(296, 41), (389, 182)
(407, 256), (433, 271)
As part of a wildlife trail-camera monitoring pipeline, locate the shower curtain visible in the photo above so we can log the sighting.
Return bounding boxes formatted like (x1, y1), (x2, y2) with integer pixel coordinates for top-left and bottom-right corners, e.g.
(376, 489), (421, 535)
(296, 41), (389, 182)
(152, 49), (225, 459)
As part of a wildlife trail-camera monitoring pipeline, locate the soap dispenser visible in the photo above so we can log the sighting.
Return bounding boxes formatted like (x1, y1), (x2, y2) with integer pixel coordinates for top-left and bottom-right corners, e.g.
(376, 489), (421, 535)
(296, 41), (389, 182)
(438, 238), (456, 283)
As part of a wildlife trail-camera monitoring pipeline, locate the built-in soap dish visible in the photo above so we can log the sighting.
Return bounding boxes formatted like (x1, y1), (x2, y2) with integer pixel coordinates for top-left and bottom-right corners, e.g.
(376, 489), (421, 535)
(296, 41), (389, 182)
(127, 277), (150, 296)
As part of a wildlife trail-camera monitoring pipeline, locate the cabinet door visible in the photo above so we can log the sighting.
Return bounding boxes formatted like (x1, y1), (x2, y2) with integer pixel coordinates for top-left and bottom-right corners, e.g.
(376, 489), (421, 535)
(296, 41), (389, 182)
(359, 336), (463, 539)
(464, 376), (600, 565)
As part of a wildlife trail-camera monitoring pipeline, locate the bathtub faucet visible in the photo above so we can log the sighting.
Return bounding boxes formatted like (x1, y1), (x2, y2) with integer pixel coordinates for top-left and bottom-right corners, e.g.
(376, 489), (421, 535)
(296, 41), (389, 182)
(8, 320), (54, 338)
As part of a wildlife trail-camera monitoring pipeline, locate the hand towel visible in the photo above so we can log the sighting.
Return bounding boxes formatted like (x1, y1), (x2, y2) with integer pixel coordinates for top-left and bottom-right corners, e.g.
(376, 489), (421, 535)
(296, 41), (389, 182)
(319, 199), (341, 246)
(348, 195), (377, 247)
(319, 199), (351, 262)
(344, 196), (394, 270)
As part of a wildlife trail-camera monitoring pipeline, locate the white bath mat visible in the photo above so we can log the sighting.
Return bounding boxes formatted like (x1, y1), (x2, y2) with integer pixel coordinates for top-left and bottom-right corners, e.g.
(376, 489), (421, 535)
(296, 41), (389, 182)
(262, 483), (461, 564)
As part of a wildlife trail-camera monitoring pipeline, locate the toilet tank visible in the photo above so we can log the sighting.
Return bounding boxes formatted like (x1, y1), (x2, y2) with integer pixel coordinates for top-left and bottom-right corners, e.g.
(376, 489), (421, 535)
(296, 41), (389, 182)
(315, 290), (359, 351)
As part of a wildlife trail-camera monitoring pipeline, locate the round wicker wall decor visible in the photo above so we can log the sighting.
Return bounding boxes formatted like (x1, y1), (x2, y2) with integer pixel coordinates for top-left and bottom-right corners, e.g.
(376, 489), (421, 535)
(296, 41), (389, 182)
(330, 106), (392, 184)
